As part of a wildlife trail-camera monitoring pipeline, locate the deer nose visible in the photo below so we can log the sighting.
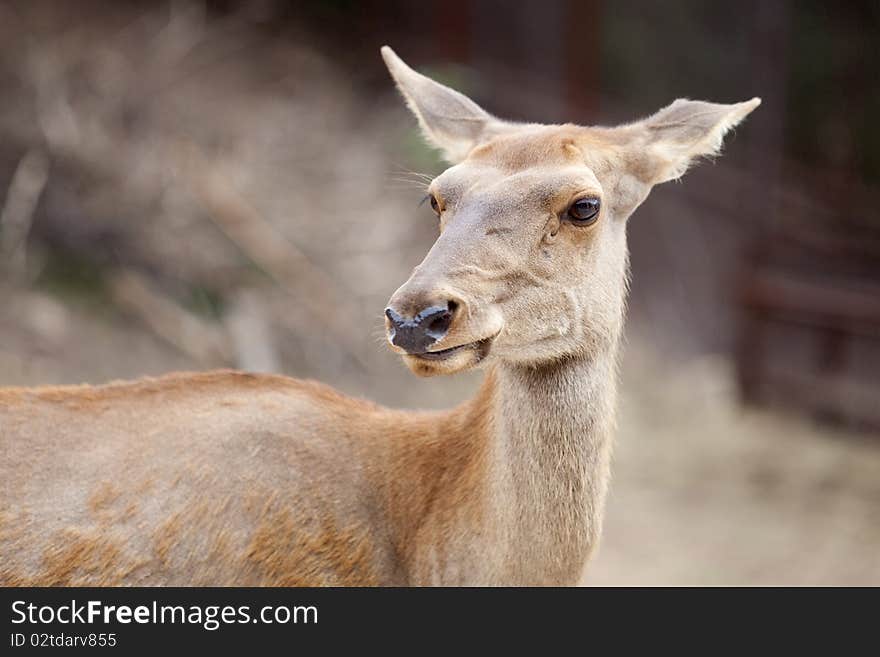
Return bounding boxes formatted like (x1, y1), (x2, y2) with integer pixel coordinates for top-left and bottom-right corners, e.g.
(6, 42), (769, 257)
(385, 301), (457, 353)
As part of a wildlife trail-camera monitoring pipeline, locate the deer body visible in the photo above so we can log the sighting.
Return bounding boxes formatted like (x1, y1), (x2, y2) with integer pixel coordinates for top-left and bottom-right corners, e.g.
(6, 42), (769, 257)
(0, 47), (758, 586)
(0, 355), (615, 585)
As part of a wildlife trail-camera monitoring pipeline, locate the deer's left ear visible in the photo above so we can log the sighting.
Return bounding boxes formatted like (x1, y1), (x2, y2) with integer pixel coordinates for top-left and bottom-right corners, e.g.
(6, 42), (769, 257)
(381, 46), (509, 163)
(626, 97), (761, 184)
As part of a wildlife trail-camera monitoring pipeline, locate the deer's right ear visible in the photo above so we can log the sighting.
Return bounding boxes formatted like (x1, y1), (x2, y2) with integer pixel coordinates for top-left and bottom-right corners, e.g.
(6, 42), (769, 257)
(622, 97), (761, 185)
(381, 46), (505, 163)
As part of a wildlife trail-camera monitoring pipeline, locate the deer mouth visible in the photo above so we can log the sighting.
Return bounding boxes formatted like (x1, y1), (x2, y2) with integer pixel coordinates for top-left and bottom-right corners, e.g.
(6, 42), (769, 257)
(410, 336), (494, 362)
(401, 334), (498, 377)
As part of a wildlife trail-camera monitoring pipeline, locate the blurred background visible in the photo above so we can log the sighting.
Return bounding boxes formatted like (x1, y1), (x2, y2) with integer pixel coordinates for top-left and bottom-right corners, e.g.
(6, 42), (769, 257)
(0, 0), (878, 585)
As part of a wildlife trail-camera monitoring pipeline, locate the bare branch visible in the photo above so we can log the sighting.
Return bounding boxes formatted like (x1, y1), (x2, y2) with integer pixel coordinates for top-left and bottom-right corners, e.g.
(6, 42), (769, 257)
(178, 141), (370, 371)
(0, 150), (50, 278)
(225, 289), (280, 373)
(109, 269), (232, 366)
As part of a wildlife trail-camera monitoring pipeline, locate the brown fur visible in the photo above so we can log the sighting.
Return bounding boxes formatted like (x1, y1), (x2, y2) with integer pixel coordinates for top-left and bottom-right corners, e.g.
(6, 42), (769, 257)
(0, 48), (758, 586)
(245, 509), (379, 586)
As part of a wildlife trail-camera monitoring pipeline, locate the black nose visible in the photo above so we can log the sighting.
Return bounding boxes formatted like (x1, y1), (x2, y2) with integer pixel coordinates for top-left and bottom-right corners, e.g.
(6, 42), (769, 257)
(385, 302), (456, 354)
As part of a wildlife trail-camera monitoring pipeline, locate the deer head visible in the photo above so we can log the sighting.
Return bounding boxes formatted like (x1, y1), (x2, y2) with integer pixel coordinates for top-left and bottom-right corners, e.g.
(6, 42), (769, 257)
(382, 46), (759, 377)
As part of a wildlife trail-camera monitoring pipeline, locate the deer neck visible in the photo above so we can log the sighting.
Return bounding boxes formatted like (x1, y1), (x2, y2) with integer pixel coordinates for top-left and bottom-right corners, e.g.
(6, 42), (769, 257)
(481, 348), (619, 584)
(397, 341), (621, 585)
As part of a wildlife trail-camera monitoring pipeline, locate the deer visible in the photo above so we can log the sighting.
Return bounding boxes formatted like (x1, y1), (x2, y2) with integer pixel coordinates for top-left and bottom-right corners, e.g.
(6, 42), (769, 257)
(0, 47), (759, 586)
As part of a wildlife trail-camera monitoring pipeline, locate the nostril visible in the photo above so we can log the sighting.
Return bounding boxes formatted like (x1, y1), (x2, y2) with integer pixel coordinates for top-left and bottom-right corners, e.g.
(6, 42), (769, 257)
(426, 312), (451, 336)
(385, 307), (404, 328)
(421, 301), (456, 340)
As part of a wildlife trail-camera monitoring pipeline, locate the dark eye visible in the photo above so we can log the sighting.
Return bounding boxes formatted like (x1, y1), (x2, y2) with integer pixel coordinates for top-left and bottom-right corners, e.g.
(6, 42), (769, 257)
(567, 197), (601, 224)
(429, 194), (441, 214)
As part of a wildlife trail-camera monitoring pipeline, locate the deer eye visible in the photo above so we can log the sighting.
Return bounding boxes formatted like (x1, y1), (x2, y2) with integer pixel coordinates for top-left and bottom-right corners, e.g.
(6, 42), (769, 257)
(567, 197), (600, 224)
(429, 194), (441, 214)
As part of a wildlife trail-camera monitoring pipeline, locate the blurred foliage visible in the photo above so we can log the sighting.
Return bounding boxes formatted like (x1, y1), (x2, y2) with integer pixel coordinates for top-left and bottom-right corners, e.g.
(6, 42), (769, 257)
(600, 0), (753, 109)
(600, 0), (880, 186)
(788, 1), (880, 185)
(34, 246), (110, 308)
(183, 285), (227, 320)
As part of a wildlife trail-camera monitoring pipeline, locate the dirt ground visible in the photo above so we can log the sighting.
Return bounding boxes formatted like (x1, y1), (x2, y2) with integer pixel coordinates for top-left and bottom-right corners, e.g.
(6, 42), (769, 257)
(591, 339), (880, 586)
